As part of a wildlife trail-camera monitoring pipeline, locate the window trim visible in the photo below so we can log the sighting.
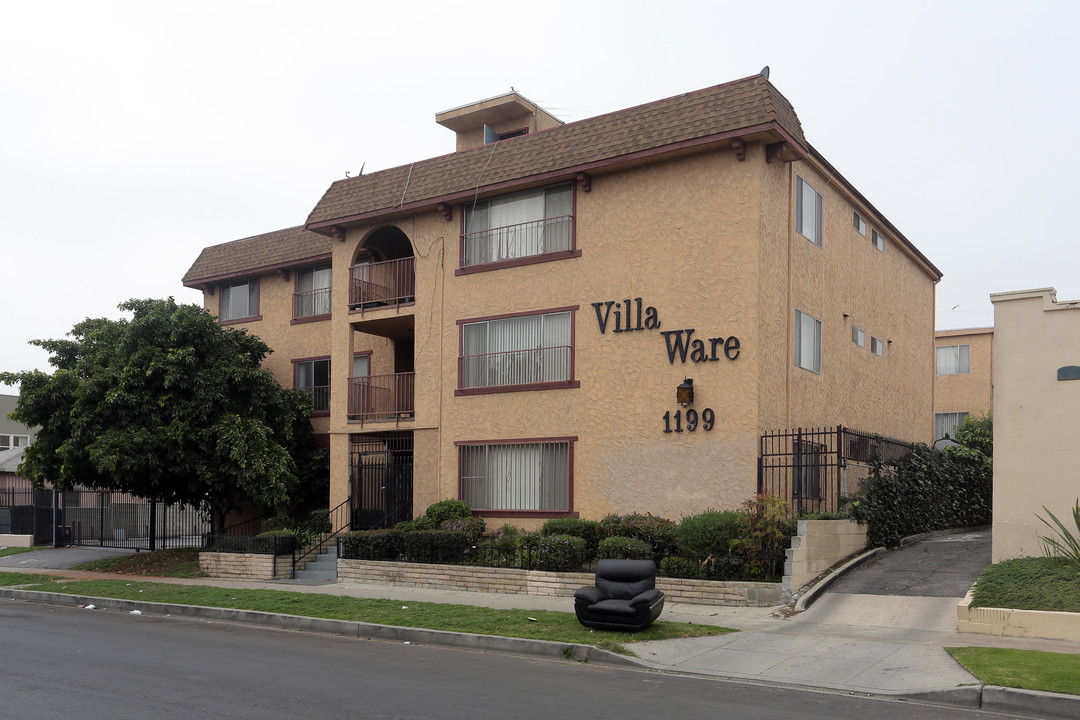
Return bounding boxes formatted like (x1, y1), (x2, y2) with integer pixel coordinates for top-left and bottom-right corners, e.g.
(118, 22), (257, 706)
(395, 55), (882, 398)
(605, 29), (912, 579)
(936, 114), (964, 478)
(851, 325), (866, 348)
(870, 336), (884, 357)
(455, 435), (578, 518)
(935, 344), (971, 375)
(871, 228), (885, 252)
(293, 355), (331, 416)
(291, 264), (332, 324)
(219, 278), (261, 325)
(456, 182), (581, 275)
(455, 305), (581, 396)
(852, 211), (867, 237)
(795, 175), (824, 247)
(794, 309), (822, 374)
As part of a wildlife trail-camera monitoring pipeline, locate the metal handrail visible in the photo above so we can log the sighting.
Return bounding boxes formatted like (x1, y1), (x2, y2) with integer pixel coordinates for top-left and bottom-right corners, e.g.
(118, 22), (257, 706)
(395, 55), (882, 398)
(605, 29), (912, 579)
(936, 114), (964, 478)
(291, 498), (352, 579)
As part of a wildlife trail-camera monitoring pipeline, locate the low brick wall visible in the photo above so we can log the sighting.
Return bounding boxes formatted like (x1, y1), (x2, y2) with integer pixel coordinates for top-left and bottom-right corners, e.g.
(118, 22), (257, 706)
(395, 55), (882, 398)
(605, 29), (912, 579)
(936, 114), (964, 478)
(338, 559), (785, 607)
(199, 551), (291, 580)
(784, 519), (868, 593)
(958, 590), (1080, 642)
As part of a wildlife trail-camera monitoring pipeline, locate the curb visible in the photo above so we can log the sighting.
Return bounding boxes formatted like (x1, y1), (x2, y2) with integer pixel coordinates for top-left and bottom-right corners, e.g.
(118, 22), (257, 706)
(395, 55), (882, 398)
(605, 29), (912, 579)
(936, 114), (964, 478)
(898, 525), (991, 547)
(0, 588), (641, 669)
(793, 547), (885, 612)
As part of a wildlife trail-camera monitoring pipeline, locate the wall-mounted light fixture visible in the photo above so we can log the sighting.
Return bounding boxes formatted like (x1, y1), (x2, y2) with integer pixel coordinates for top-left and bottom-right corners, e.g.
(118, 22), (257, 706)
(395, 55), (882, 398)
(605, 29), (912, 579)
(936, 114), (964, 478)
(676, 378), (694, 407)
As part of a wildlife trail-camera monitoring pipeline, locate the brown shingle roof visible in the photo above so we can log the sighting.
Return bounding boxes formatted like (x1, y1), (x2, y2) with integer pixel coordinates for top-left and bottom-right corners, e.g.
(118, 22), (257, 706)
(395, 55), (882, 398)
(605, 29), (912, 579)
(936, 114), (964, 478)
(305, 74), (806, 230)
(182, 226), (332, 285)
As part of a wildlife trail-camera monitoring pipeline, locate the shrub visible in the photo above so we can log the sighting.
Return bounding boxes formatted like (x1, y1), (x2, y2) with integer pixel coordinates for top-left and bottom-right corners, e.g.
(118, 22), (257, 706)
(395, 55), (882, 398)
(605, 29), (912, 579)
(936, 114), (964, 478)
(597, 535), (653, 560)
(659, 555), (703, 579)
(402, 530), (469, 563)
(255, 530), (298, 554)
(1037, 499), (1080, 568)
(424, 499), (473, 526)
(731, 494), (795, 579)
(597, 513), (676, 553)
(306, 509), (331, 534)
(260, 514), (293, 533)
(675, 509), (742, 557)
(440, 516), (487, 544)
(339, 529), (404, 560)
(478, 525), (523, 567)
(532, 534), (587, 572)
(541, 518), (600, 556)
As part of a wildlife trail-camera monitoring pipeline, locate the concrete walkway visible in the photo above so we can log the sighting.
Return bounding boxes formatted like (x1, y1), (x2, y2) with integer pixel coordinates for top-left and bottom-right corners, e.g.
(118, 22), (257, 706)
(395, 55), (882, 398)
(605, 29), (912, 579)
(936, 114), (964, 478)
(4, 541), (1080, 718)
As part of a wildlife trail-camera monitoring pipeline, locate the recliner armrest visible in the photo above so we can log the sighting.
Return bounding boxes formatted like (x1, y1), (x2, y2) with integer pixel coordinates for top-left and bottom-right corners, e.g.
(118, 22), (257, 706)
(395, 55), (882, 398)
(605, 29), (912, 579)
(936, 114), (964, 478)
(629, 589), (664, 607)
(574, 586), (607, 604)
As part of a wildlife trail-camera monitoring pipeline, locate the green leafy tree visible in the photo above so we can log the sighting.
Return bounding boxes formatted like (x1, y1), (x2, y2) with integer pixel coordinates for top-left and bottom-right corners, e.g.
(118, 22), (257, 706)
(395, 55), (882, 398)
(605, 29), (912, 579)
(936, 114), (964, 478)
(1, 298), (322, 531)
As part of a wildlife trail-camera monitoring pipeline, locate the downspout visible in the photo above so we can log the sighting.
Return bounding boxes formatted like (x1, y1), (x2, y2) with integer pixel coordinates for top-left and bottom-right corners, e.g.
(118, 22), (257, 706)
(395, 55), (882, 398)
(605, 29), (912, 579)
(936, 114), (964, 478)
(785, 163), (794, 429)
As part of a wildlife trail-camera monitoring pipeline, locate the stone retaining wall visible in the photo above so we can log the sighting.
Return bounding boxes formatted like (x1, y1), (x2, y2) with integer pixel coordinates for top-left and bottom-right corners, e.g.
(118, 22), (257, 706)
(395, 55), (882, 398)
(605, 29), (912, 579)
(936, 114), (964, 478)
(199, 551), (290, 580)
(784, 519), (867, 593)
(338, 559), (785, 607)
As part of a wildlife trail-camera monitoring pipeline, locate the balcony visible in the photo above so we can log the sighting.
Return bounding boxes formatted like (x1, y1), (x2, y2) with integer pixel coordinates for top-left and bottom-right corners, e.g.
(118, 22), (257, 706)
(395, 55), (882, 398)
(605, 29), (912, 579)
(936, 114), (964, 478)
(461, 215), (573, 269)
(300, 385), (330, 414)
(348, 373), (415, 424)
(458, 346), (572, 391)
(349, 257), (415, 313)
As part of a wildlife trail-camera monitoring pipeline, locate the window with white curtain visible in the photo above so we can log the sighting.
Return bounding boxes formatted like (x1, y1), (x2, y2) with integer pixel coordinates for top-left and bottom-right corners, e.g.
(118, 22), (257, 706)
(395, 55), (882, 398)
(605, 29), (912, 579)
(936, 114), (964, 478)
(461, 310), (572, 389)
(935, 345), (971, 375)
(794, 309), (822, 373)
(295, 265), (331, 318)
(459, 439), (571, 512)
(796, 176), (823, 247)
(935, 412), (969, 441)
(462, 184), (573, 267)
(220, 279), (259, 321)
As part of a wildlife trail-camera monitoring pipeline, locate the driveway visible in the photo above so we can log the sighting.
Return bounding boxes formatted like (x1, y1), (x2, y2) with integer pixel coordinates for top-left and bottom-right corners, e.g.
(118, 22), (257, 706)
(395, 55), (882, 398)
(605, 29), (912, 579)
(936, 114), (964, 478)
(0, 545), (137, 570)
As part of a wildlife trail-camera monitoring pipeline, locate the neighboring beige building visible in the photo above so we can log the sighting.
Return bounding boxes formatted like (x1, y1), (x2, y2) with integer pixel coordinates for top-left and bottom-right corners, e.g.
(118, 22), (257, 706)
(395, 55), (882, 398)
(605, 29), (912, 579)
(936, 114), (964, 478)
(184, 73), (941, 531)
(933, 327), (993, 441)
(990, 287), (1080, 562)
(0, 394), (34, 451)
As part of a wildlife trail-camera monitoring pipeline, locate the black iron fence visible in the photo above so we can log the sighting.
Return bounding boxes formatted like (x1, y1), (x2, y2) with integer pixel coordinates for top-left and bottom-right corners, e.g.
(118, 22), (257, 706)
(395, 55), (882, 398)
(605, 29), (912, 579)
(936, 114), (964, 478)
(61, 490), (211, 550)
(339, 534), (785, 583)
(758, 426), (914, 515)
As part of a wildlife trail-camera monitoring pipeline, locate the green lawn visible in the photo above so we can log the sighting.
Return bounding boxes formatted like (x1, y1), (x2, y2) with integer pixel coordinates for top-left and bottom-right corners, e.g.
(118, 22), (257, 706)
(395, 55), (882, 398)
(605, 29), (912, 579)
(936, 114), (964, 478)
(74, 547), (206, 578)
(0, 546), (46, 558)
(970, 557), (1080, 612)
(947, 647), (1080, 696)
(0, 572), (733, 655)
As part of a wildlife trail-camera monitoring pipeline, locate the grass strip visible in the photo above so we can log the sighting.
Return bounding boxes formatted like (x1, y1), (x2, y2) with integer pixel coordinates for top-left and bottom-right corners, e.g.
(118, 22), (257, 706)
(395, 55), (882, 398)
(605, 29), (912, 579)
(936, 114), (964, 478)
(970, 557), (1080, 612)
(947, 647), (1080, 696)
(0, 546), (46, 558)
(0, 572), (734, 654)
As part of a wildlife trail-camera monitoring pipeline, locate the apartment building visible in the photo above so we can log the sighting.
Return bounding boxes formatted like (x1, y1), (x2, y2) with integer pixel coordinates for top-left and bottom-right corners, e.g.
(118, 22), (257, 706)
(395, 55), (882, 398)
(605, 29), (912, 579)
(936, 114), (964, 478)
(933, 327), (993, 441)
(183, 72), (941, 530)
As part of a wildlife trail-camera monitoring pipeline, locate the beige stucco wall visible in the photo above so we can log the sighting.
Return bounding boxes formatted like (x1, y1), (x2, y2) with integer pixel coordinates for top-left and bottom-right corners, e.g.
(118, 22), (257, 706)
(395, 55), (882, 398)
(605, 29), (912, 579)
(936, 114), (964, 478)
(990, 288), (1080, 562)
(934, 327), (993, 418)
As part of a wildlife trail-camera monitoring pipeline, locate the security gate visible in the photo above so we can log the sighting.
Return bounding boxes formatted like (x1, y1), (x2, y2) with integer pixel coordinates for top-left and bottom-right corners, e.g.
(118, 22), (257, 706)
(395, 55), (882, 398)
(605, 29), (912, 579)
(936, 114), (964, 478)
(350, 432), (413, 529)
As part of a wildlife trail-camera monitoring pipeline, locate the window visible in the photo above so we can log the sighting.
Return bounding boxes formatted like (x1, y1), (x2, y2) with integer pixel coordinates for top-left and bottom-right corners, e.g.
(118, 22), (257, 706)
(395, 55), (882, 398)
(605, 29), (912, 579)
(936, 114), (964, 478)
(852, 211), (867, 236)
(851, 325), (866, 348)
(0, 434), (29, 451)
(295, 265), (331, 319)
(462, 183), (573, 268)
(796, 176), (823, 246)
(935, 412), (969, 441)
(935, 344), (970, 375)
(295, 358), (330, 413)
(459, 309), (576, 391)
(870, 336), (884, 357)
(794, 309), (821, 373)
(871, 228), (884, 252)
(458, 438), (573, 513)
(220, 279), (259, 322)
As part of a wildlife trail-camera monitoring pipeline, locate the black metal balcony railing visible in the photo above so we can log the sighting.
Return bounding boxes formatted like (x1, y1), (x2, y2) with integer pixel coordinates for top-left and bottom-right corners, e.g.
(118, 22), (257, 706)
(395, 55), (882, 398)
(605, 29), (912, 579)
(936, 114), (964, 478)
(348, 373), (415, 423)
(461, 215), (572, 268)
(458, 346), (571, 389)
(349, 258), (415, 311)
(293, 287), (331, 318)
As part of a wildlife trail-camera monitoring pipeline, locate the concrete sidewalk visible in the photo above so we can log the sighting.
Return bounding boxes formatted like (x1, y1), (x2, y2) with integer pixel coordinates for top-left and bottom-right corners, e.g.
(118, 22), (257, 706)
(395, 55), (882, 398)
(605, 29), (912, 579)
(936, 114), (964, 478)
(4, 546), (1080, 718)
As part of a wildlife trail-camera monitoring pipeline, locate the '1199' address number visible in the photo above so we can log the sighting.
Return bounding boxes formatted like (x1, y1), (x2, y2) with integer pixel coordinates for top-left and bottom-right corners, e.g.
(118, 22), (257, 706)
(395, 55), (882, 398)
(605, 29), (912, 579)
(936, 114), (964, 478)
(663, 409), (714, 433)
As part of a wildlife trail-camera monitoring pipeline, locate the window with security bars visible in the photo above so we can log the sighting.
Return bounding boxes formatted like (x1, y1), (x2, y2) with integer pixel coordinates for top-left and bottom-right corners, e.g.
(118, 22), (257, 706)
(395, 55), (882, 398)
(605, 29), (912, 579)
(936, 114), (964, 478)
(793, 439), (824, 500)
(460, 311), (572, 389)
(459, 440), (571, 512)
(935, 344), (970, 375)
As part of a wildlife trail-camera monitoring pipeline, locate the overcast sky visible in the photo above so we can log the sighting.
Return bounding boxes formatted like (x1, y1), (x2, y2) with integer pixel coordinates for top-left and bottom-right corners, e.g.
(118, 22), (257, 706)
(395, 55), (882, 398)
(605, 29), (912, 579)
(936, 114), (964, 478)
(3, 0), (1078, 394)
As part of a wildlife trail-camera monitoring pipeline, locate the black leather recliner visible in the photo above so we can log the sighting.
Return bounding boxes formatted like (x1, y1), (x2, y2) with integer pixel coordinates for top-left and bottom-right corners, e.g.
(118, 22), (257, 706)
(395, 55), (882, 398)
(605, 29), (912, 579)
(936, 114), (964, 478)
(573, 559), (666, 632)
